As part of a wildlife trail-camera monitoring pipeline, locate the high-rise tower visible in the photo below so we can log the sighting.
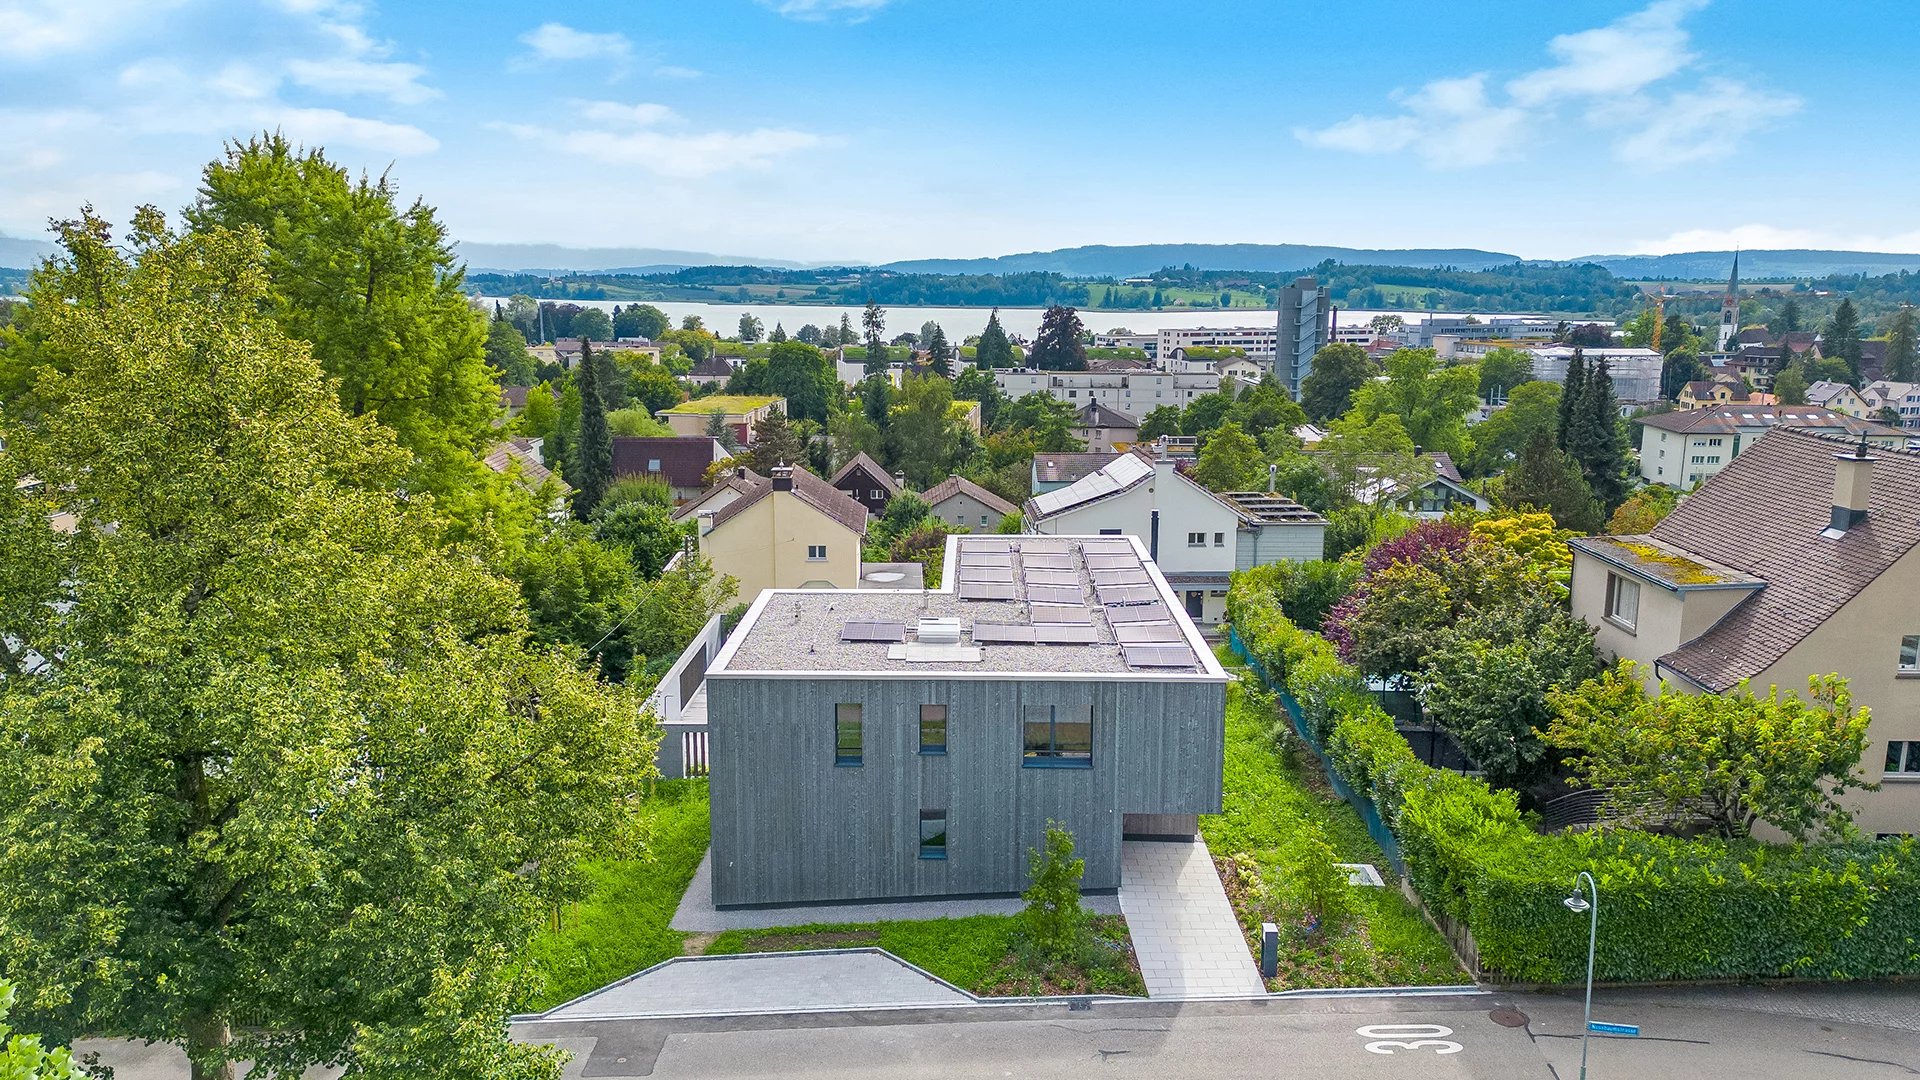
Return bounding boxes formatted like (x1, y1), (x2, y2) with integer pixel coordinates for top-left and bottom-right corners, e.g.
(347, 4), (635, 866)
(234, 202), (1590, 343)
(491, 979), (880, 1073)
(1717, 249), (1740, 351)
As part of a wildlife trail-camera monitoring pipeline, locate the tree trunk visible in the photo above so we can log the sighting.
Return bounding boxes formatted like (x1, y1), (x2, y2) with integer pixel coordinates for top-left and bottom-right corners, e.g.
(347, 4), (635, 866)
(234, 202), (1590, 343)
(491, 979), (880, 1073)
(188, 1015), (236, 1080)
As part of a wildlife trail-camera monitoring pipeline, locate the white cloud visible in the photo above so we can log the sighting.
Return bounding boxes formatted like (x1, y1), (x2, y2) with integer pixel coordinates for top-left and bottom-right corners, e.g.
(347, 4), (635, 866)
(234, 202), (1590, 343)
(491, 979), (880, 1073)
(1295, 74), (1526, 167)
(1633, 224), (1920, 256)
(494, 120), (827, 179)
(1296, 0), (1798, 170)
(286, 56), (439, 104)
(517, 22), (632, 65)
(112, 59), (438, 154)
(757, 0), (892, 22)
(0, 0), (188, 60)
(1507, 0), (1706, 105)
(574, 100), (680, 126)
(1612, 77), (1799, 165)
(653, 65), (704, 79)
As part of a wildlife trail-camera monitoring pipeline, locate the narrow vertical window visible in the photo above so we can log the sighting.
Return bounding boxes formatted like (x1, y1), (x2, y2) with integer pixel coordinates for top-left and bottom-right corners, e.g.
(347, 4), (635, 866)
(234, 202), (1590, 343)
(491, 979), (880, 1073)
(1898, 635), (1919, 674)
(919, 810), (947, 859)
(919, 705), (948, 755)
(834, 703), (862, 766)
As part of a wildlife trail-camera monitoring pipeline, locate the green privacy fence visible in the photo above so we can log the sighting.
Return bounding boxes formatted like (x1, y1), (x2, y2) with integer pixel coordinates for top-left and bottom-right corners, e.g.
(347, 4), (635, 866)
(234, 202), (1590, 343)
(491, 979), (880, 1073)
(1226, 573), (1920, 984)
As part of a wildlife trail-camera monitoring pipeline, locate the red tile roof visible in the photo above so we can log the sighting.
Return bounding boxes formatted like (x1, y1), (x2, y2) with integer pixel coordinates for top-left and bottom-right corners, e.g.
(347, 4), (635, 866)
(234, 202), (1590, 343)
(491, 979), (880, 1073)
(611, 436), (726, 490)
(920, 475), (1019, 520)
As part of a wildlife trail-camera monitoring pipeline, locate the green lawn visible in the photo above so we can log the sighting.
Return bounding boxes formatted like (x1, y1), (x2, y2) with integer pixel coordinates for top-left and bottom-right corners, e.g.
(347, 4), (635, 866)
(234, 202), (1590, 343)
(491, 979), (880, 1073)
(706, 913), (1145, 996)
(520, 779), (712, 1011)
(1202, 649), (1465, 990)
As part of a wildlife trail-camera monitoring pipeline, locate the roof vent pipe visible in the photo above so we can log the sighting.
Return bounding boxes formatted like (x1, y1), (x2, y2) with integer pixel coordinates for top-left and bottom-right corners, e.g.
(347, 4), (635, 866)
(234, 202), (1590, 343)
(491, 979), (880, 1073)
(1268, 462), (1278, 494)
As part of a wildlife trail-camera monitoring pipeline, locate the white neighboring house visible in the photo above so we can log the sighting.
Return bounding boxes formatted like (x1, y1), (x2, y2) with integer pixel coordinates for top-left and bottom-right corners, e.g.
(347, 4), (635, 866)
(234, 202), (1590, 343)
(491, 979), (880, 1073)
(1806, 380), (1869, 417)
(1636, 406), (1906, 488)
(1023, 447), (1325, 625)
(994, 368), (1223, 414)
(1353, 452), (1488, 519)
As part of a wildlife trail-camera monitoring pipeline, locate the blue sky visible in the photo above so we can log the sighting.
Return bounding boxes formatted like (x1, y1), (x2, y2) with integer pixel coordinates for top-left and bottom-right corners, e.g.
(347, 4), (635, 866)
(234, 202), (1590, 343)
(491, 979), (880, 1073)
(1, 0), (1913, 263)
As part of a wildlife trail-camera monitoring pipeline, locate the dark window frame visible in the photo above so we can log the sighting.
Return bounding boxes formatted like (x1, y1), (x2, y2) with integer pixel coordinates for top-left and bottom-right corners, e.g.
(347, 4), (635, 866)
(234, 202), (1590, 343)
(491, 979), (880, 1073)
(1022, 704), (1093, 769)
(834, 703), (862, 766)
(919, 704), (948, 755)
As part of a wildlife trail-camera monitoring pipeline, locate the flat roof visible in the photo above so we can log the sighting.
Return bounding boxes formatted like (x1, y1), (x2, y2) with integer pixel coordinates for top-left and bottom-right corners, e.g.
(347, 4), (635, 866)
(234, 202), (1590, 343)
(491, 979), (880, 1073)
(711, 534), (1227, 681)
(658, 395), (783, 415)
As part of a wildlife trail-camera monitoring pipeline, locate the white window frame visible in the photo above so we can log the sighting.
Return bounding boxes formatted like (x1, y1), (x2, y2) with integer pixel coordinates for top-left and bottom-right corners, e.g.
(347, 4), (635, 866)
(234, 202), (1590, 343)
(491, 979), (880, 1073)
(807, 544), (828, 561)
(1605, 573), (1639, 632)
(1187, 531), (1207, 547)
(1899, 634), (1920, 675)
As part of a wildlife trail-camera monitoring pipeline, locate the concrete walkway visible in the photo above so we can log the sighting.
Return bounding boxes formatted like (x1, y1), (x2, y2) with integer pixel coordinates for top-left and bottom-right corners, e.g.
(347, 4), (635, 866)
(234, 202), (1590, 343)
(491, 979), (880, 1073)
(535, 950), (971, 1019)
(1118, 839), (1265, 999)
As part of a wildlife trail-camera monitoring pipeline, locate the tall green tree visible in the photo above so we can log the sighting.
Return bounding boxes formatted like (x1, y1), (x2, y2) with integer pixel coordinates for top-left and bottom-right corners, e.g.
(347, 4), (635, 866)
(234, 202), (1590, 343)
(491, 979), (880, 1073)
(1885, 305), (1918, 382)
(1564, 360), (1629, 510)
(613, 303), (670, 340)
(861, 300), (888, 374)
(1180, 389), (1236, 436)
(1771, 362), (1809, 404)
(1824, 298), (1863, 381)
(571, 307), (613, 341)
(952, 366), (1008, 429)
(1297, 342), (1374, 423)
(0, 212), (650, 1080)
(1029, 305), (1088, 371)
(485, 317), (536, 386)
(1476, 346), (1534, 401)
(1464, 380), (1559, 477)
(924, 323), (954, 377)
(570, 340), (613, 520)
(1555, 349), (1586, 452)
(745, 407), (807, 475)
(975, 308), (1015, 368)
(1191, 423), (1263, 491)
(737, 313), (764, 342)
(1770, 297), (1802, 337)
(1500, 425), (1602, 532)
(768, 321), (788, 343)
(1346, 347), (1479, 457)
(185, 135), (504, 520)
(890, 374), (962, 488)
(1138, 404), (1182, 440)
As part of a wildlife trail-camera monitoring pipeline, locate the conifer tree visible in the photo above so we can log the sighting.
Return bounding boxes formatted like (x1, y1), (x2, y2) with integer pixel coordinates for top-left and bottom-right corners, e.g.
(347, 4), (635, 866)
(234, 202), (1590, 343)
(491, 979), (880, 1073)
(861, 301), (888, 375)
(924, 324), (954, 377)
(1564, 360), (1629, 511)
(975, 309), (1014, 369)
(1886, 305), (1917, 382)
(1555, 348), (1586, 452)
(570, 339), (613, 520)
(1825, 298), (1863, 381)
(1503, 425), (1603, 532)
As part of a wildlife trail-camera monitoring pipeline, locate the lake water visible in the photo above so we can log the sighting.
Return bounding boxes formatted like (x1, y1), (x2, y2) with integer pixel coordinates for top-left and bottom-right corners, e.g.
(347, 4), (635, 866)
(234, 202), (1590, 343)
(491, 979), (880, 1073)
(473, 297), (1470, 340)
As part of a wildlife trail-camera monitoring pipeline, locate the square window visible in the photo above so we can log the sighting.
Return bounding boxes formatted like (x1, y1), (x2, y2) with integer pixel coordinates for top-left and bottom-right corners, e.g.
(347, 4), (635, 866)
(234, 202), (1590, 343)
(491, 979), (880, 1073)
(1900, 635), (1919, 673)
(919, 810), (947, 859)
(1606, 573), (1639, 631)
(1187, 531), (1206, 547)
(1022, 704), (1093, 768)
(647, 459), (662, 471)
(807, 544), (828, 561)
(834, 704), (862, 766)
(980, 514), (989, 526)
(1213, 532), (1225, 547)
(920, 704), (948, 754)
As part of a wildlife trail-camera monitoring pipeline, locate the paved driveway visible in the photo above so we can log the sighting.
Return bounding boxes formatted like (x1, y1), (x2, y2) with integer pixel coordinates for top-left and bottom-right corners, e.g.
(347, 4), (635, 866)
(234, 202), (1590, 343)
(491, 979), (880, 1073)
(533, 950), (972, 1020)
(1118, 839), (1264, 998)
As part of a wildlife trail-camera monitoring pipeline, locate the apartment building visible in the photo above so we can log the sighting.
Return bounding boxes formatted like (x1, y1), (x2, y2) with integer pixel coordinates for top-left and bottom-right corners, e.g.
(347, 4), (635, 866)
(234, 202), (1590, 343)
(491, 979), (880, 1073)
(1637, 406), (1903, 488)
(1524, 346), (1664, 407)
(993, 368), (1222, 414)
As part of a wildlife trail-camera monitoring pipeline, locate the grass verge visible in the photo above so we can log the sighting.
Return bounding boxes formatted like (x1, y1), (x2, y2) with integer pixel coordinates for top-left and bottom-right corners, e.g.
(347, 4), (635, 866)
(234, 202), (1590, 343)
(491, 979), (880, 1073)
(705, 913), (1145, 996)
(521, 778), (711, 1011)
(1202, 648), (1464, 990)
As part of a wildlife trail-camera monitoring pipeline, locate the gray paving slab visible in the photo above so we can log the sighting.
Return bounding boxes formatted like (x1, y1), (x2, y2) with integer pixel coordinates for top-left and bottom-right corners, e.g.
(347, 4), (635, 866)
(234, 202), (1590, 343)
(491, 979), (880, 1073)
(671, 850), (1120, 931)
(540, 950), (971, 1019)
(1118, 838), (1265, 999)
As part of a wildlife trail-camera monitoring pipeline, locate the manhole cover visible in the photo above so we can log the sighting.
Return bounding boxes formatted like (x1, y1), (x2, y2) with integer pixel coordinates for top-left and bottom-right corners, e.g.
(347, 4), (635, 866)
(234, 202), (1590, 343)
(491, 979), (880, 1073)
(1489, 1006), (1530, 1028)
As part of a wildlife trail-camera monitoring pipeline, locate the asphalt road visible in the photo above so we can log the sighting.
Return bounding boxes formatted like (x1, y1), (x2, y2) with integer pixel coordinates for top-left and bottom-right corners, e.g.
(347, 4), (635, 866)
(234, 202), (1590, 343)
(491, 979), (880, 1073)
(77, 986), (1920, 1078)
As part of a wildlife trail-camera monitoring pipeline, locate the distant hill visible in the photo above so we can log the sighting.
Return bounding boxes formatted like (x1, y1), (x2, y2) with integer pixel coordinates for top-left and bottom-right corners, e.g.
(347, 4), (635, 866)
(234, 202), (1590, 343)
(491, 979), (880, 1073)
(453, 242), (828, 274)
(1575, 249), (1920, 280)
(880, 243), (1523, 278)
(0, 234), (57, 269)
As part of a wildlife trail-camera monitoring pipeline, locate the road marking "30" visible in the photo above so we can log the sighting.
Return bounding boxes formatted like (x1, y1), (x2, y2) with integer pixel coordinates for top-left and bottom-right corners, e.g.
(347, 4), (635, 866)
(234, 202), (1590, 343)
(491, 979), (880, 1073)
(1356, 1024), (1463, 1055)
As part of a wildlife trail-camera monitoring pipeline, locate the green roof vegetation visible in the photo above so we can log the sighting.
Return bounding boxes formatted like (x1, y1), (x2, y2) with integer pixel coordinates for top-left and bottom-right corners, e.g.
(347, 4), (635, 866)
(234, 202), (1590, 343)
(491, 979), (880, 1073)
(659, 395), (782, 415)
(1614, 540), (1725, 585)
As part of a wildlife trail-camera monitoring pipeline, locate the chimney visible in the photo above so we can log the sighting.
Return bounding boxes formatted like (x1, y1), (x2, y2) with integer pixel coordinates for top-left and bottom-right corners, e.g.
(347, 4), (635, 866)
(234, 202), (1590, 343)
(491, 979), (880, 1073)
(1830, 437), (1875, 532)
(771, 463), (794, 492)
(1150, 508), (1160, 561)
(1268, 462), (1278, 494)
(893, 470), (906, 489)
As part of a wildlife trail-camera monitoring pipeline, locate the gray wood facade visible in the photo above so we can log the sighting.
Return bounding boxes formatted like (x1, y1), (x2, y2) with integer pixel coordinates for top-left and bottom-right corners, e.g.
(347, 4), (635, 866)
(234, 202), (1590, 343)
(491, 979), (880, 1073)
(706, 674), (1225, 907)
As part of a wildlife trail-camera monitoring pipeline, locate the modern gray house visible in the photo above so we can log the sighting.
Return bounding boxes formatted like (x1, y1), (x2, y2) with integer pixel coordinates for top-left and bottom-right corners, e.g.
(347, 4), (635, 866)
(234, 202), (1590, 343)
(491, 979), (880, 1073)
(700, 533), (1229, 908)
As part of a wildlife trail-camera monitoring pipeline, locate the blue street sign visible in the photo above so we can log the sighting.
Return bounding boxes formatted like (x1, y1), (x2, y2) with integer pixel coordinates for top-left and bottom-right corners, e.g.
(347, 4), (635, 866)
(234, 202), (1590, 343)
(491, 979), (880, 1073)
(1588, 1021), (1640, 1036)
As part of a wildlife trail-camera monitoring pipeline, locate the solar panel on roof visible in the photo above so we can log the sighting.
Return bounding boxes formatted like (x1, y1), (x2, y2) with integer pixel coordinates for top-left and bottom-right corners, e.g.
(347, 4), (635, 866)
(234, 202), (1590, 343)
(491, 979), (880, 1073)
(1115, 623), (1185, 643)
(958, 582), (1017, 601)
(960, 565), (1014, 583)
(840, 621), (908, 643)
(959, 553), (1012, 567)
(1031, 605), (1093, 624)
(1028, 585), (1085, 605)
(1106, 603), (1170, 624)
(970, 622), (1036, 644)
(1123, 644), (1197, 669)
(1021, 552), (1075, 569)
(1022, 569), (1079, 587)
(1096, 584), (1160, 606)
(1090, 568), (1150, 586)
(1033, 624), (1098, 644)
(964, 538), (1013, 552)
(1086, 554), (1140, 570)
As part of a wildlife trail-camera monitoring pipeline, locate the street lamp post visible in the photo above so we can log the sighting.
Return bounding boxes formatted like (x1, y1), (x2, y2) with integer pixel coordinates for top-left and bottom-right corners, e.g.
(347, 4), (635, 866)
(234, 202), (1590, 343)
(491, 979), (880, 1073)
(1563, 871), (1599, 1080)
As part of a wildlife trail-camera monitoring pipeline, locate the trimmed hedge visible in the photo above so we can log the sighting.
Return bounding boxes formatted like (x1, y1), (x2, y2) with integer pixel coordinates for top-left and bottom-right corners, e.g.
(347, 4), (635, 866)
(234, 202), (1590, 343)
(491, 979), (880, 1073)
(1228, 575), (1920, 984)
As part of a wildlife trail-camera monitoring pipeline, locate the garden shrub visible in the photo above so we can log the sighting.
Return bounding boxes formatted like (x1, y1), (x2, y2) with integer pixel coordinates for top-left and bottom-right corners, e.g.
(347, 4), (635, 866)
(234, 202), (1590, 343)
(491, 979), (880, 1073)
(1227, 575), (1920, 984)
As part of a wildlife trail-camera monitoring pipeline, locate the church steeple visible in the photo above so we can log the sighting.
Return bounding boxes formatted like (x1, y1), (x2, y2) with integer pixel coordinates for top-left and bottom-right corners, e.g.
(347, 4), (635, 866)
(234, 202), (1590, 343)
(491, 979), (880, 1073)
(1717, 248), (1740, 351)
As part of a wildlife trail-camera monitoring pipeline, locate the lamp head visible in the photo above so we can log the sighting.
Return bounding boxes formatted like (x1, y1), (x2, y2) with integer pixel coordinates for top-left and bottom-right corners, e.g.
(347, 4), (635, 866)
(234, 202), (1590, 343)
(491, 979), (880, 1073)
(1563, 893), (1591, 913)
